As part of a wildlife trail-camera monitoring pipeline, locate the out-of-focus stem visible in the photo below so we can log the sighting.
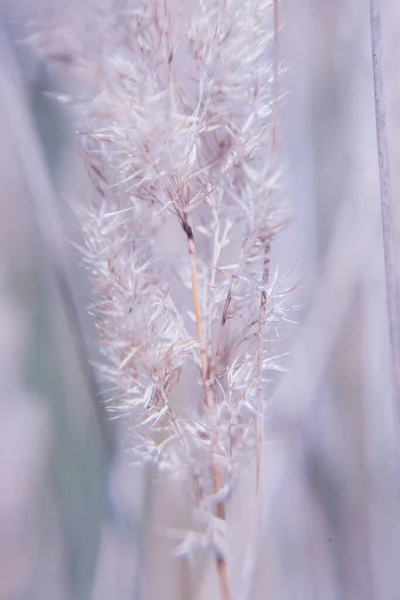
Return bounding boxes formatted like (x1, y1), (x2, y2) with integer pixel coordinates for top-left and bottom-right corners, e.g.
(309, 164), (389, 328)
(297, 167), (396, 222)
(369, 0), (400, 420)
(183, 217), (229, 600)
(256, 0), (279, 505)
(272, 0), (279, 155)
(244, 2), (279, 597)
(256, 245), (271, 489)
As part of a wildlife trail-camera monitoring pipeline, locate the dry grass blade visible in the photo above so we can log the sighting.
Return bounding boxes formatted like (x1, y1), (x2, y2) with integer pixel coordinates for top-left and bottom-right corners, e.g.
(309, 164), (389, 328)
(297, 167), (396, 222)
(369, 0), (400, 420)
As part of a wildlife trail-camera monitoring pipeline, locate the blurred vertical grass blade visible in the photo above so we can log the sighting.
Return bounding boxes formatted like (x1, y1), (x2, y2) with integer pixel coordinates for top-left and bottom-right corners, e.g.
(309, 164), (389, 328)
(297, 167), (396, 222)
(0, 24), (112, 600)
(369, 0), (400, 418)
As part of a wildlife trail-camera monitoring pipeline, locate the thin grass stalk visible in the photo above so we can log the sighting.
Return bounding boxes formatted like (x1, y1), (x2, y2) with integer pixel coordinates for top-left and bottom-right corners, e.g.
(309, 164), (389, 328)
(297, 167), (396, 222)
(255, 0), (279, 515)
(369, 0), (400, 417)
(183, 212), (229, 600)
(243, 3), (279, 598)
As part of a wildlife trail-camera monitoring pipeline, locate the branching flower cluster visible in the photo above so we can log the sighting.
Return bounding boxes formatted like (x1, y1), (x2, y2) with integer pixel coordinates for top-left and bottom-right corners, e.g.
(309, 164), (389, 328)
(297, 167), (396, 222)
(34, 0), (290, 583)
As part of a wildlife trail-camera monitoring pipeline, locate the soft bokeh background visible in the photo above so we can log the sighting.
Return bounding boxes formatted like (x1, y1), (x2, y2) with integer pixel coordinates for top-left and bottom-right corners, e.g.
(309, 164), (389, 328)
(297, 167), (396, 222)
(1, 1), (400, 598)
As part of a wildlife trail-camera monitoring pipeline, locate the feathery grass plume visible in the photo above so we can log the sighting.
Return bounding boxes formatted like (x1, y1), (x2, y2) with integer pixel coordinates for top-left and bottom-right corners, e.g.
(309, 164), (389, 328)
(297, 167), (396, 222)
(33, 0), (289, 596)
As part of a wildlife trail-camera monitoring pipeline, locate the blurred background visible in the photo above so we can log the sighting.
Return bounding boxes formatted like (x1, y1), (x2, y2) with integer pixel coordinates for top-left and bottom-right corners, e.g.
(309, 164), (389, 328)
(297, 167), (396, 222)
(1, 0), (400, 598)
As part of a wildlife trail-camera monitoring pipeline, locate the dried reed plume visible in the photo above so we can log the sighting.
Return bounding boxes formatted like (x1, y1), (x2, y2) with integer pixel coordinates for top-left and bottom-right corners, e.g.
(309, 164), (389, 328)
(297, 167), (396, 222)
(33, 0), (289, 597)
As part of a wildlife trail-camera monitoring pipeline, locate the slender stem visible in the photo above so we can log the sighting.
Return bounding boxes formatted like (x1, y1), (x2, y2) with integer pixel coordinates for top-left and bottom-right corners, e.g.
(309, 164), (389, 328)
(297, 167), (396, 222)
(186, 225), (214, 408)
(255, 0), (279, 563)
(216, 554), (230, 600)
(272, 0), (279, 156)
(369, 0), (400, 413)
(242, 3), (279, 597)
(254, 246), (271, 559)
(255, 0), (279, 499)
(256, 247), (271, 482)
(183, 215), (229, 600)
